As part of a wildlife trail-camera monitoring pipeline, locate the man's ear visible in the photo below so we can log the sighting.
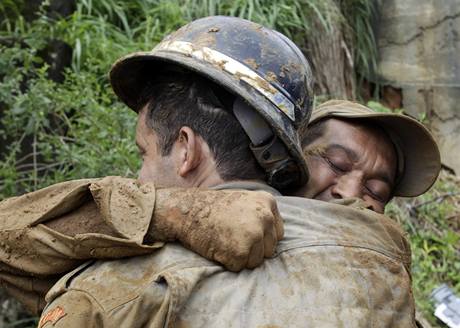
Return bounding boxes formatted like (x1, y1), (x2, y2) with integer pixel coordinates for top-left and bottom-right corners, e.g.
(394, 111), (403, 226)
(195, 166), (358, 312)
(177, 126), (202, 177)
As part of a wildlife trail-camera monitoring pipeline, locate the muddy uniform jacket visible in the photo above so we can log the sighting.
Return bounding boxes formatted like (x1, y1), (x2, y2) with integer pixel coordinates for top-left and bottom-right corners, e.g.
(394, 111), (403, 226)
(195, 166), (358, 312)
(40, 182), (416, 328)
(0, 177), (163, 313)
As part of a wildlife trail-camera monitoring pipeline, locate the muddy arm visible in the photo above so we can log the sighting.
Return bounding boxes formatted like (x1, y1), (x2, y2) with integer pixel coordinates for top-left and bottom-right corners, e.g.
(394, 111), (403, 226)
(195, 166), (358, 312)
(0, 176), (282, 314)
(0, 177), (160, 275)
(0, 177), (160, 314)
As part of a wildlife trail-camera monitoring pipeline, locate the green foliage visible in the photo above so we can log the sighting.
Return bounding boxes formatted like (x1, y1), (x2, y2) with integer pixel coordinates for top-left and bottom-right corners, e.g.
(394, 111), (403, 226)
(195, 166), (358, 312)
(366, 100), (403, 114)
(338, 0), (378, 79)
(367, 100), (431, 123)
(386, 171), (460, 326)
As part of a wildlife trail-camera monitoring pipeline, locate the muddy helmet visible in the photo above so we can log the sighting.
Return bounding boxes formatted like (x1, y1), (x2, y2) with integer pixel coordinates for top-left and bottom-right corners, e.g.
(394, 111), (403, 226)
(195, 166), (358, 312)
(110, 16), (314, 190)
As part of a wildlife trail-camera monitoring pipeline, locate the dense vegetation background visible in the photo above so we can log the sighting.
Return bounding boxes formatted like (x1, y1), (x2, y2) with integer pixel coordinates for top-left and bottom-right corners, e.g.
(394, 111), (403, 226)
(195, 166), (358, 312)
(0, 1), (458, 327)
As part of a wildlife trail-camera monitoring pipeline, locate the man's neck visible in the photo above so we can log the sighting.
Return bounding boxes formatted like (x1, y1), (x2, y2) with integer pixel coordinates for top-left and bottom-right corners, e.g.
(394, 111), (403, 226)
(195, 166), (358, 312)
(211, 180), (281, 196)
(188, 161), (225, 188)
(186, 159), (266, 190)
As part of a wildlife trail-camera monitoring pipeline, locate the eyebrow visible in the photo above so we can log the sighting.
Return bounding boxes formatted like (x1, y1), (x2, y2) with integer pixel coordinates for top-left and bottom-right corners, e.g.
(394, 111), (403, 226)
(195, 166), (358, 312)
(326, 144), (359, 162)
(372, 171), (394, 187)
(326, 144), (394, 186)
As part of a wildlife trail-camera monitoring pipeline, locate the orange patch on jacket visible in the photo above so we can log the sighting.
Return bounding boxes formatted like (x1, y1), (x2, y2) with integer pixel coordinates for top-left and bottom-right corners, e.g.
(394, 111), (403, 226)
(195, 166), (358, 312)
(39, 306), (66, 327)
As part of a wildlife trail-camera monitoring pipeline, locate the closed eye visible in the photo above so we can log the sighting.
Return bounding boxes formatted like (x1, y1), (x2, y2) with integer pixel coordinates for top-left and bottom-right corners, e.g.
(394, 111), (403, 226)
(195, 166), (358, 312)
(364, 186), (386, 203)
(324, 156), (347, 174)
(136, 141), (146, 157)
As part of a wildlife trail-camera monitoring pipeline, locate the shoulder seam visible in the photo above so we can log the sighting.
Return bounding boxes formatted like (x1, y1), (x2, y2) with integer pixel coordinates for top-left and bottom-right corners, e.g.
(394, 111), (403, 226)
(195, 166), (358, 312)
(65, 261), (95, 288)
(62, 288), (108, 314)
(276, 242), (411, 264)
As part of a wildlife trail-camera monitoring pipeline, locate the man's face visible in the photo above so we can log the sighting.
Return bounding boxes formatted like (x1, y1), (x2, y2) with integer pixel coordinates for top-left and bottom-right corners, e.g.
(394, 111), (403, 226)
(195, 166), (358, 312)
(135, 108), (179, 187)
(298, 118), (397, 213)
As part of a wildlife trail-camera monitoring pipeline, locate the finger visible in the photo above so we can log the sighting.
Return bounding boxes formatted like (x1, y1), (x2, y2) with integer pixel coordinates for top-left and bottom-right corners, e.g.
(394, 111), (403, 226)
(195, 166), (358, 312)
(246, 238), (264, 269)
(270, 201), (284, 240)
(263, 223), (277, 257)
(214, 250), (245, 272)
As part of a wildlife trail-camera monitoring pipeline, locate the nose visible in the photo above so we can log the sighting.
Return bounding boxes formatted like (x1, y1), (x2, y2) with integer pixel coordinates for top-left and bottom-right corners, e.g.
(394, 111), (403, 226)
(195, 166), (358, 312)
(331, 174), (363, 200)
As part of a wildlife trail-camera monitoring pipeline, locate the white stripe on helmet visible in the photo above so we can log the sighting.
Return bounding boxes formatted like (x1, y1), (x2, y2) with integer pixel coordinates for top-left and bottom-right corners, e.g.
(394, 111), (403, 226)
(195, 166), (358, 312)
(155, 40), (296, 121)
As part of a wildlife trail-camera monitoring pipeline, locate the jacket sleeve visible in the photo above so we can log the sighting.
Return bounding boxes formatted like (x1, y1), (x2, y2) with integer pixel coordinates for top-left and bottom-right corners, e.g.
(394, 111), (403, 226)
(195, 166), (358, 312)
(39, 260), (172, 328)
(0, 176), (163, 314)
(38, 290), (106, 328)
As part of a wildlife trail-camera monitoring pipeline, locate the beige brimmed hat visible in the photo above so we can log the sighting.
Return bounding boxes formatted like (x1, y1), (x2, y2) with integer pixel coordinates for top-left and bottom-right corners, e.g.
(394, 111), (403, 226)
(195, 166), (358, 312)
(310, 100), (441, 197)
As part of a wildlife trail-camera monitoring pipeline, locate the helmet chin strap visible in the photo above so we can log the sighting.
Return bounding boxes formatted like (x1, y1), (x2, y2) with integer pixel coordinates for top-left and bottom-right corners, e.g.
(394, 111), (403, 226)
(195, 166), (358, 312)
(232, 98), (302, 190)
(232, 97), (273, 145)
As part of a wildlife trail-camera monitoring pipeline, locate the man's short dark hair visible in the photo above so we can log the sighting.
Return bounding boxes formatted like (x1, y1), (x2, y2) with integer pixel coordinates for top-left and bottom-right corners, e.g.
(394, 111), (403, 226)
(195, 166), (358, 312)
(139, 71), (264, 181)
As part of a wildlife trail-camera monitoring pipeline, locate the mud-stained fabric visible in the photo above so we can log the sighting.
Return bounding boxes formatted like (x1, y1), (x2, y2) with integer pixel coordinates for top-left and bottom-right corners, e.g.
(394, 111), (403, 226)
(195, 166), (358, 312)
(0, 177), (162, 314)
(41, 182), (416, 328)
